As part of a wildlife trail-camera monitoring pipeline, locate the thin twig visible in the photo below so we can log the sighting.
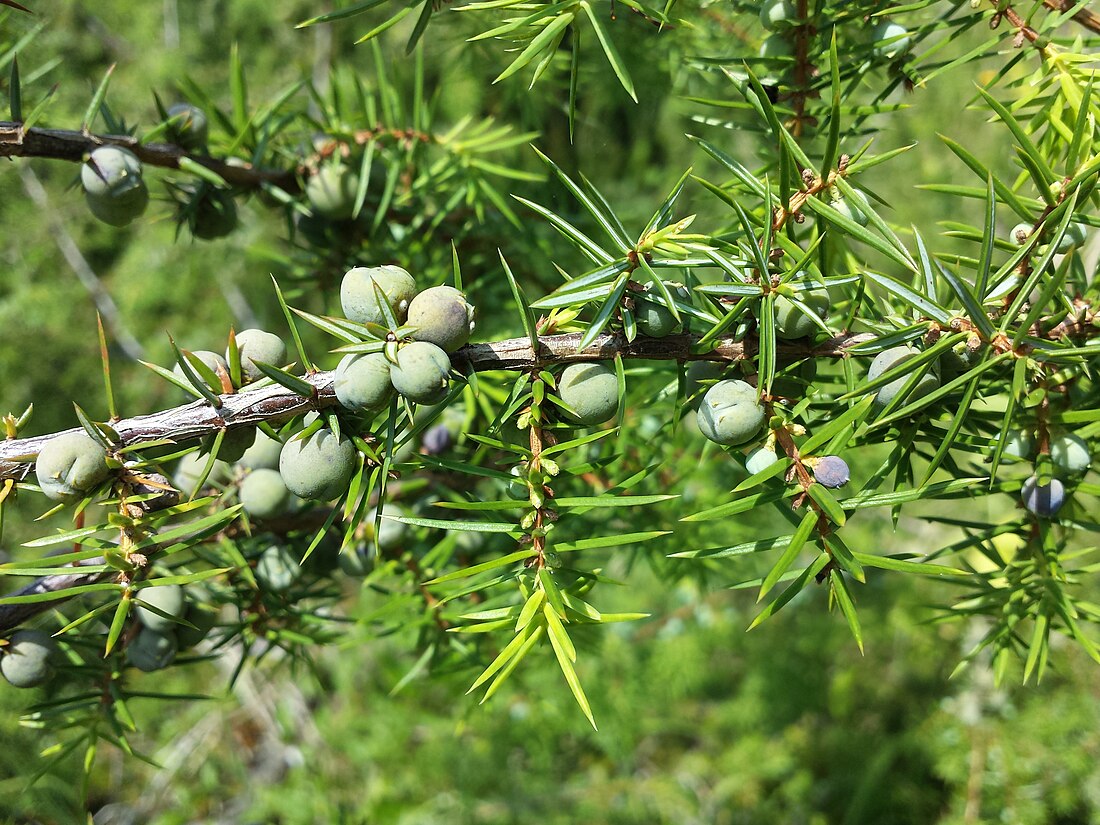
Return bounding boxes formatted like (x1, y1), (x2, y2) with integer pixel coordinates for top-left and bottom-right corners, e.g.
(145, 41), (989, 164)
(0, 120), (435, 195)
(0, 557), (107, 633)
(788, 0), (815, 138)
(1042, 0), (1100, 35)
(0, 121), (300, 191)
(991, 1), (1043, 47)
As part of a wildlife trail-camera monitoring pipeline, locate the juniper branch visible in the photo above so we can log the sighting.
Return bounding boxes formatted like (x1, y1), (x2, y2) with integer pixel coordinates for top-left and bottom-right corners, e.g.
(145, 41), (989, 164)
(0, 331), (871, 480)
(0, 120), (437, 195)
(0, 558), (108, 634)
(0, 121), (300, 192)
(0, 330), (867, 635)
(0, 471), (179, 633)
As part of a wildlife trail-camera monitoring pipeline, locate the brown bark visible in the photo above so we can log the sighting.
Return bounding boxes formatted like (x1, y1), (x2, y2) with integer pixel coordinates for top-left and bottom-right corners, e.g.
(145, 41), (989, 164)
(0, 331), (871, 480)
(0, 121), (300, 192)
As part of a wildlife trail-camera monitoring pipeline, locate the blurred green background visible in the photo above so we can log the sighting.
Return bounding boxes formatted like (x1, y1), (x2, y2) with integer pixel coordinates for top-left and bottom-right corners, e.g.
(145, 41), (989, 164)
(1, 2), (1098, 823)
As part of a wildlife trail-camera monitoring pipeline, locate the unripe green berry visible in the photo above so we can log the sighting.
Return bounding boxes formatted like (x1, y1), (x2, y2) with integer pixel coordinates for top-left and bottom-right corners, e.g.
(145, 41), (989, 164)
(455, 529), (485, 554)
(81, 146), (144, 198)
(759, 0), (796, 31)
(558, 363), (619, 426)
(202, 426), (256, 463)
(1, 630), (56, 688)
(173, 350), (228, 387)
(635, 300), (677, 338)
(506, 464), (528, 500)
(697, 379), (765, 446)
(306, 163), (360, 220)
(1054, 222), (1088, 253)
(231, 329), (287, 383)
(372, 503), (408, 550)
(35, 432), (111, 501)
(1002, 430), (1034, 460)
(172, 451), (231, 493)
(334, 352), (394, 411)
(866, 346), (939, 409)
(279, 428), (357, 501)
(637, 415), (663, 440)
(774, 289), (829, 340)
(406, 286), (476, 352)
(238, 431), (283, 470)
(745, 446), (780, 476)
(831, 190), (870, 226)
(759, 34), (793, 60)
(1050, 433), (1091, 475)
(82, 146), (149, 227)
(872, 21), (911, 60)
(255, 543), (300, 592)
(340, 265), (418, 327)
(634, 283), (686, 338)
(190, 189), (238, 240)
(391, 342), (452, 405)
(126, 628), (178, 673)
(166, 103), (208, 150)
(239, 468), (292, 519)
(86, 187), (150, 227)
(338, 544), (372, 577)
(176, 604), (218, 648)
(341, 504), (409, 575)
(939, 343), (977, 379)
(136, 585), (186, 632)
(686, 361), (724, 409)
(1010, 222), (1033, 245)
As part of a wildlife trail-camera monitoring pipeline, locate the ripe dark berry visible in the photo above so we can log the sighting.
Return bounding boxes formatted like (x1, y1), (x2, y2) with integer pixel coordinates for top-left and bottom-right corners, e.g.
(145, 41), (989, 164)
(126, 628), (178, 673)
(813, 456), (850, 488)
(1021, 475), (1065, 518)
